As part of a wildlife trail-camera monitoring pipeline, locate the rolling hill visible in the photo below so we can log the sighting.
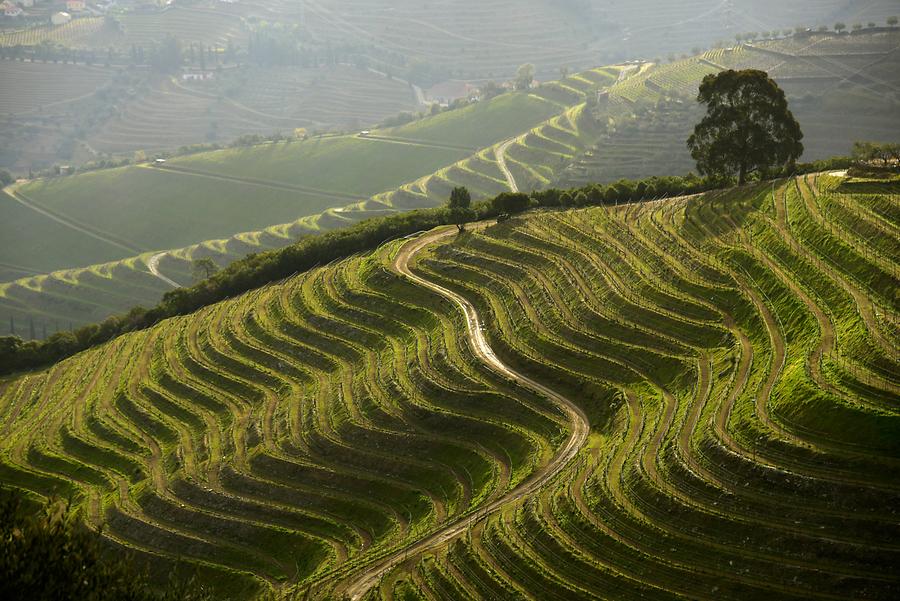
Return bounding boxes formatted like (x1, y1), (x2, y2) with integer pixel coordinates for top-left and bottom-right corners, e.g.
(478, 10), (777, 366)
(3, 30), (899, 341)
(0, 172), (897, 599)
(4, 1), (898, 176)
(0, 59), (421, 173)
(561, 30), (900, 186)
(0, 70), (600, 336)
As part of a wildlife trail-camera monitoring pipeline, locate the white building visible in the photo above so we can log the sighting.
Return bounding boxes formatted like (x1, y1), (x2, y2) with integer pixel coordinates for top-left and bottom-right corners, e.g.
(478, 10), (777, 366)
(182, 70), (215, 81)
(50, 11), (71, 25)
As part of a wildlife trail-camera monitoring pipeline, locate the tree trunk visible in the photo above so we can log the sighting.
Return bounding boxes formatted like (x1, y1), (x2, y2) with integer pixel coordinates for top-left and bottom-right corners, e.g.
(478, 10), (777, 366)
(738, 161), (747, 186)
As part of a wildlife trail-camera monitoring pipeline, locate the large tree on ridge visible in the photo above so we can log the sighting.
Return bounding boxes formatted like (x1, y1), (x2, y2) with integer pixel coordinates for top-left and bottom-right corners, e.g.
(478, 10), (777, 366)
(447, 186), (474, 231)
(687, 69), (803, 185)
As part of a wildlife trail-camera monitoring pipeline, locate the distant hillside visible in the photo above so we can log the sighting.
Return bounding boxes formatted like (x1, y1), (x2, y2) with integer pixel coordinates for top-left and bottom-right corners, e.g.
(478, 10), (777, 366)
(3, 1), (898, 173)
(559, 29), (900, 186)
(222, 0), (900, 78)
(0, 67), (612, 337)
(0, 173), (897, 600)
(0, 60), (421, 173)
(2, 30), (899, 338)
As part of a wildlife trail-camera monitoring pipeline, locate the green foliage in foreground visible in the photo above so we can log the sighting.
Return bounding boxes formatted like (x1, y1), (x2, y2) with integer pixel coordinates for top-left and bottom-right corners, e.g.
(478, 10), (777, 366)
(0, 157), (851, 376)
(0, 488), (208, 601)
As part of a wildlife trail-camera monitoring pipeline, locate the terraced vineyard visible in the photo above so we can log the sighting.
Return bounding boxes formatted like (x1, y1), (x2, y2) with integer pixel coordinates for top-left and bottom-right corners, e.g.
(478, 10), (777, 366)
(78, 64), (419, 156)
(0, 18), (104, 48)
(298, 0), (900, 78)
(8, 25), (900, 337)
(561, 31), (900, 187)
(0, 5), (246, 50)
(5, 30), (900, 338)
(0, 67), (615, 337)
(301, 0), (604, 78)
(1, 172), (897, 599)
(0, 60), (113, 115)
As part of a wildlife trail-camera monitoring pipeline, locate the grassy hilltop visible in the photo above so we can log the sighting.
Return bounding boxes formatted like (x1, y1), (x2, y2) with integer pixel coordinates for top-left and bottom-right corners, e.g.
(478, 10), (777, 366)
(0, 172), (897, 599)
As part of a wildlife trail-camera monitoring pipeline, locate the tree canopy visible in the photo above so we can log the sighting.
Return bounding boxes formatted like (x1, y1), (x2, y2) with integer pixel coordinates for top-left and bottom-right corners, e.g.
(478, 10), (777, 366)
(448, 186), (472, 209)
(447, 187), (474, 231)
(687, 69), (803, 184)
(852, 141), (900, 167)
(191, 257), (219, 282)
(491, 192), (530, 214)
(515, 64), (535, 91)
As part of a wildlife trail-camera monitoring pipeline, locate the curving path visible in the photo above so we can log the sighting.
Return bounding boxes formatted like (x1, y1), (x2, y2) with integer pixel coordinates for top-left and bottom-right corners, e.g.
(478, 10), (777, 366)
(495, 138), (520, 193)
(146, 252), (180, 289)
(338, 225), (590, 600)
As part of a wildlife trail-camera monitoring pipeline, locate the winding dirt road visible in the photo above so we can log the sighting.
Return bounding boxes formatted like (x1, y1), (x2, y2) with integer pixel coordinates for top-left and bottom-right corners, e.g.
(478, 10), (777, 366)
(495, 139), (520, 193)
(146, 252), (180, 288)
(339, 226), (590, 600)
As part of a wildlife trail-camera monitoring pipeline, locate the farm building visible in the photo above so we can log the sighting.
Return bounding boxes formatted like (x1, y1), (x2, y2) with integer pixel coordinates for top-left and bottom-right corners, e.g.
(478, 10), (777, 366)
(50, 10), (70, 24)
(65, 0), (84, 11)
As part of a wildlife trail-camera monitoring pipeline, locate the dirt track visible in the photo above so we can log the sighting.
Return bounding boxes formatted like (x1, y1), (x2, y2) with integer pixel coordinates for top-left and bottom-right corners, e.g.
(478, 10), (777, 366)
(495, 138), (520, 193)
(146, 252), (180, 288)
(338, 225), (590, 600)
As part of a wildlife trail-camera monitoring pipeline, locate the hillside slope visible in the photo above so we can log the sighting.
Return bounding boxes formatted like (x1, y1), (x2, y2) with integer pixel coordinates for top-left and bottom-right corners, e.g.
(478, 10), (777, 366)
(0, 67), (614, 336)
(562, 30), (900, 185)
(1, 173), (897, 599)
(3, 31), (899, 338)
